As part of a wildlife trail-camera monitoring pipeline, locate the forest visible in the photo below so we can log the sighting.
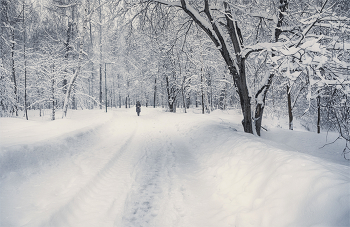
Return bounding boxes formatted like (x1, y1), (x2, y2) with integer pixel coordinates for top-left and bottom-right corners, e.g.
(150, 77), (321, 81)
(1, 0), (349, 147)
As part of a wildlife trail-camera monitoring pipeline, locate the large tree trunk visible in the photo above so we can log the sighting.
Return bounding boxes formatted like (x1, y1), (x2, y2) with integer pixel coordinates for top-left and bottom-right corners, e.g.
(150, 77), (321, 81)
(254, 74), (274, 135)
(234, 63), (253, 134)
(224, 6), (253, 133)
(168, 101), (174, 112)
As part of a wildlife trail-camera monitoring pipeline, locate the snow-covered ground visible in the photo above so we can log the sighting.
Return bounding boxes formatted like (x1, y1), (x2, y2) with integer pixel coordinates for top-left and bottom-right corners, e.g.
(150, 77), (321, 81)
(0, 107), (349, 227)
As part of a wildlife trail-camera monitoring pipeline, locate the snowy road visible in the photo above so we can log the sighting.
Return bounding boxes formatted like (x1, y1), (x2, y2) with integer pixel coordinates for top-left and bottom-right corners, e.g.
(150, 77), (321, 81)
(1, 108), (349, 227)
(0, 110), (221, 227)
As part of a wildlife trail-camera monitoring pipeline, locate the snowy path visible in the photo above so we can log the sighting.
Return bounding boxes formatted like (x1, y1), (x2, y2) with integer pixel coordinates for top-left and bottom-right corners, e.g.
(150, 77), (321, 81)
(1, 108), (349, 227)
(0, 110), (221, 227)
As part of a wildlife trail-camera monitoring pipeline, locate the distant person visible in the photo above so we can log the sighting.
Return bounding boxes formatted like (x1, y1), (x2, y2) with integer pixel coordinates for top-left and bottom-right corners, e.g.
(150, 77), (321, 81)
(136, 101), (141, 116)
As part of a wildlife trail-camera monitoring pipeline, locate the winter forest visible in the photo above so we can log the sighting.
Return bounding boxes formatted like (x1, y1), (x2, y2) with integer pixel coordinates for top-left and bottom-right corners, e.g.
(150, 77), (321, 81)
(1, 0), (350, 226)
(1, 0), (349, 139)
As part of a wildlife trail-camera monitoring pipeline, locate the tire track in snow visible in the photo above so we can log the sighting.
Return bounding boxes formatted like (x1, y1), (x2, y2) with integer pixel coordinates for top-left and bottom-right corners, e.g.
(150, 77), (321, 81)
(35, 111), (208, 227)
(121, 130), (187, 227)
(121, 144), (166, 226)
(42, 124), (140, 227)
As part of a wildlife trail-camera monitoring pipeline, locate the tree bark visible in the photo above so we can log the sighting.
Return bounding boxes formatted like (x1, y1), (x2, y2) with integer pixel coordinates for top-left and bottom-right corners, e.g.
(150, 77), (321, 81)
(23, 3), (28, 120)
(287, 85), (293, 130)
(201, 72), (204, 114)
(99, 0), (103, 109)
(51, 76), (55, 121)
(236, 59), (253, 133)
(166, 76), (175, 112)
(254, 74), (273, 135)
(118, 75), (121, 108)
(105, 63), (107, 112)
(89, 14), (95, 109)
(113, 75), (115, 108)
(154, 77), (157, 108)
(168, 101), (174, 112)
(317, 93), (321, 133)
(223, 3), (252, 133)
(11, 28), (18, 116)
(182, 76), (187, 113)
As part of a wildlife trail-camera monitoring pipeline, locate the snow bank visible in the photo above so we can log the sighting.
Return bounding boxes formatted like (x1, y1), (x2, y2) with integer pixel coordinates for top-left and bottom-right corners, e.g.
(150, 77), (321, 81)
(211, 108), (350, 165)
(181, 115), (350, 227)
(261, 128), (349, 165)
(0, 109), (112, 175)
(0, 109), (112, 147)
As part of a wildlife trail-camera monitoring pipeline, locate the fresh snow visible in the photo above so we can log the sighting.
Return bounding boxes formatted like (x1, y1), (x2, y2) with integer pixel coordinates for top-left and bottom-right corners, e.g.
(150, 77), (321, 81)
(0, 108), (349, 227)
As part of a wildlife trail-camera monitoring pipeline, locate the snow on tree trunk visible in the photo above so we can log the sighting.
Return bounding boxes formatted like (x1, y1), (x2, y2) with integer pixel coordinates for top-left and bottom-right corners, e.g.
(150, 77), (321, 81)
(254, 73), (274, 136)
(253, 0), (288, 135)
(166, 75), (177, 112)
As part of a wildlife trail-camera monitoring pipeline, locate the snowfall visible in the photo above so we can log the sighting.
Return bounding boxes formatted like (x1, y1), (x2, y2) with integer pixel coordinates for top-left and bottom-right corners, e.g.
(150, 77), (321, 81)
(0, 107), (349, 227)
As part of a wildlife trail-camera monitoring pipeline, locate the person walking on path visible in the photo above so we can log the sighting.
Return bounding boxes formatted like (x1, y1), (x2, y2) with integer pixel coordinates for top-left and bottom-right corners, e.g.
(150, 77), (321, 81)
(136, 101), (141, 116)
